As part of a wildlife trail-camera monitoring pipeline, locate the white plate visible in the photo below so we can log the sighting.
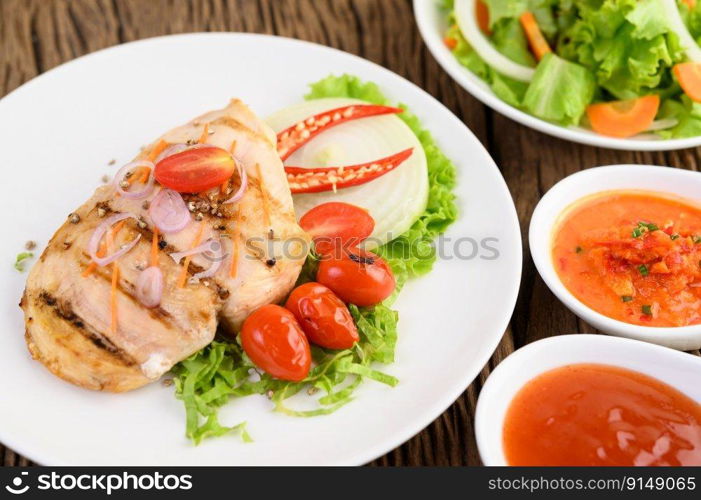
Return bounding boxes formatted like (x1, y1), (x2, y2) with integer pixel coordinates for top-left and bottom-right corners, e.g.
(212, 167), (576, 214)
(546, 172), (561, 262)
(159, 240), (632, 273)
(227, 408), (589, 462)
(0, 33), (521, 465)
(530, 165), (701, 351)
(414, 0), (701, 151)
(475, 334), (701, 465)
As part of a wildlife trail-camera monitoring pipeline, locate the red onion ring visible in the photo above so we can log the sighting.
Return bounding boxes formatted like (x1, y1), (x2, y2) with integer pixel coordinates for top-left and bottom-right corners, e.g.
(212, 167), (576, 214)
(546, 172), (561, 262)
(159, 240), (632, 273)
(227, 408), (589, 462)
(113, 160), (155, 200)
(135, 266), (164, 308)
(223, 157), (248, 204)
(149, 189), (191, 234)
(87, 213), (142, 267)
(170, 238), (223, 280)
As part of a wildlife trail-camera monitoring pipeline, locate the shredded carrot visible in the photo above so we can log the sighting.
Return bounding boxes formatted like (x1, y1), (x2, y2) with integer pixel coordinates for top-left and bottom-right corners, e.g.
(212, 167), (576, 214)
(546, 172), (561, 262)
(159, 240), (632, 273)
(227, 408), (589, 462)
(229, 208), (241, 278)
(110, 264), (120, 334)
(150, 228), (159, 268)
(148, 139), (168, 163)
(519, 12), (551, 61)
(198, 123), (209, 144)
(82, 219), (127, 277)
(177, 223), (205, 288)
(256, 163), (271, 228)
(125, 166), (151, 186)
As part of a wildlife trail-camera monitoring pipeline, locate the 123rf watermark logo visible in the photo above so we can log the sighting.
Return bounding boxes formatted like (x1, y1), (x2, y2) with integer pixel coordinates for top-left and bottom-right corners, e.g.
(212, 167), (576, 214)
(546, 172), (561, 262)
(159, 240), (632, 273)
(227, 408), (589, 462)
(4, 470), (192, 495)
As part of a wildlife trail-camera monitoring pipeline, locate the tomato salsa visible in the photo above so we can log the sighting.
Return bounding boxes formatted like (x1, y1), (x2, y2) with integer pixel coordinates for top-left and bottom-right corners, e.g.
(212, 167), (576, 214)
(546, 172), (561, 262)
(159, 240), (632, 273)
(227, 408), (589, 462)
(552, 191), (701, 327)
(503, 364), (701, 466)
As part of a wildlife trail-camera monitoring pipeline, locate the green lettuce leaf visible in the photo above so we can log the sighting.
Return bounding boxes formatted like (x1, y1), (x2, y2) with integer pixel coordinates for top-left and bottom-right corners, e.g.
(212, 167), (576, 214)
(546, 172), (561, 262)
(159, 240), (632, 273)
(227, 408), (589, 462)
(173, 74), (458, 443)
(657, 95), (701, 138)
(522, 53), (596, 124)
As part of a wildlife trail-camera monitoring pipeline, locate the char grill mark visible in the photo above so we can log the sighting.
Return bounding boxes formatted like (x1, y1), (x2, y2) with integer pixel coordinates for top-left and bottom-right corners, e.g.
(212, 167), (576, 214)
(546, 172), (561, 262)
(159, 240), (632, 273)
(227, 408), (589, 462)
(37, 291), (136, 366)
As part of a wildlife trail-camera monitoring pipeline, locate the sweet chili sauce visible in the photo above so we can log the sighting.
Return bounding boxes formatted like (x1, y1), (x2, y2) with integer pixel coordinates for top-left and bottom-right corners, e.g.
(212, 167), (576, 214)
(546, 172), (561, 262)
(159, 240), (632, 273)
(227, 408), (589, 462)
(552, 191), (701, 327)
(503, 363), (701, 466)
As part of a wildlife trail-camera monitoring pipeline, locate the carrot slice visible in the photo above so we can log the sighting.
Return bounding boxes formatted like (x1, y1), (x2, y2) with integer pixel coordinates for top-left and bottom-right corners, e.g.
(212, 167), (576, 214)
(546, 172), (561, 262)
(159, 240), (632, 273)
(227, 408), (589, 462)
(444, 36), (457, 50)
(150, 229), (159, 268)
(683, 0), (696, 8)
(586, 95), (660, 138)
(177, 223), (205, 288)
(148, 139), (169, 163)
(198, 123), (209, 144)
(674, 62), (701, 102)
(476, 0), (491, 35)
(519, 12), (551, 61)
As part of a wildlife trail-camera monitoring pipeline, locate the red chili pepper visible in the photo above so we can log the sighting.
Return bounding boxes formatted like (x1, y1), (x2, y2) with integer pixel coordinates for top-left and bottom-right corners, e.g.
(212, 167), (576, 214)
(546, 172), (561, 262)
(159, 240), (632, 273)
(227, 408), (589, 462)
(284, 148), (413, 194)
(277, 104), (403, 161)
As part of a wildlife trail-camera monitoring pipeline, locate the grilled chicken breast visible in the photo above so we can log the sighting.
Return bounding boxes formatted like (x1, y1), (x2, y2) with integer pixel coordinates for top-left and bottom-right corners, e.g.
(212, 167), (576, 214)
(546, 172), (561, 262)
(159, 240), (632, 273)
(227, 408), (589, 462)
(21, 100), (309, 392)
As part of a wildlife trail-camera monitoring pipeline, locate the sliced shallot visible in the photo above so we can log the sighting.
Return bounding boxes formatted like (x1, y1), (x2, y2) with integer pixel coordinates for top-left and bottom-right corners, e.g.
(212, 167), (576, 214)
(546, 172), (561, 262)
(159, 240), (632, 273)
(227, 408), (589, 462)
(170, 238), (224, 280)
(223, 157), (248, 204)
(149, 189), (191, 234)
(88, 213), (142, 267)
(113, 160), (156, 200)
(135, 266), (164, 308)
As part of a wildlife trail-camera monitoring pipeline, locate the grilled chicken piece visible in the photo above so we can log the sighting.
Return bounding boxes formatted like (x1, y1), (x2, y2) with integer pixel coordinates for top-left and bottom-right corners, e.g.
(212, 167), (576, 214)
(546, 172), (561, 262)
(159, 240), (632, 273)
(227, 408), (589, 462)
(21, 100), (308, 392)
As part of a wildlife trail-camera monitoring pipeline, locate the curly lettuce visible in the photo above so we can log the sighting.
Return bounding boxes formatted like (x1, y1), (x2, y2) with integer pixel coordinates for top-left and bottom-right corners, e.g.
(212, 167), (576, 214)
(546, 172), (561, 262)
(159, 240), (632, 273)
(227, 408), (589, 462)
(172, 74), (458, 443)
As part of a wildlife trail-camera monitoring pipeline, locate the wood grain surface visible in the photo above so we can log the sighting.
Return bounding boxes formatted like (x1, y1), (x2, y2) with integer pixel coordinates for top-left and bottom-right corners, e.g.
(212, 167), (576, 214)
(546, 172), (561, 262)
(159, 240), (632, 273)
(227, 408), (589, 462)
(1, 0), (700, 467)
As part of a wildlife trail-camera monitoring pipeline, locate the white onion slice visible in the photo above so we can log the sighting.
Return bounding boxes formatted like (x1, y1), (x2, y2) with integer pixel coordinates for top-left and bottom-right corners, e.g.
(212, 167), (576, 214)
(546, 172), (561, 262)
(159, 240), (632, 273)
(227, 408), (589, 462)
(645, 118), (679, 132)
(135, 266), (164, 308)
(223, 157), (248, 204)
(87, 213), (142, 267)
(265, 98), (428, 248)
(113, 160), (155, 200)
(170, 238), (223, 280)
(661, 0), (701, 62)
(454, 0), (535, 82)
(149, 189), (191, 234)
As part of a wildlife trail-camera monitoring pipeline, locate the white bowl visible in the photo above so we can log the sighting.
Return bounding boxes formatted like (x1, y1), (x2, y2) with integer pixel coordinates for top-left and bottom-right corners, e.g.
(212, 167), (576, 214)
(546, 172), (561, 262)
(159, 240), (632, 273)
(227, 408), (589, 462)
(530, 165), (701, 350)
(475, 334), (701, 465)
(413, 0), (701, 151)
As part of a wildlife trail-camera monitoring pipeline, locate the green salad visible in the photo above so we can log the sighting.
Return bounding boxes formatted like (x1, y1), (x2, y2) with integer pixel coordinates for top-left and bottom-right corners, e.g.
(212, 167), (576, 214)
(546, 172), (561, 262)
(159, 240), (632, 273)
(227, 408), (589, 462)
(442, 0), (701, 138)
(172, 74), (458, 444)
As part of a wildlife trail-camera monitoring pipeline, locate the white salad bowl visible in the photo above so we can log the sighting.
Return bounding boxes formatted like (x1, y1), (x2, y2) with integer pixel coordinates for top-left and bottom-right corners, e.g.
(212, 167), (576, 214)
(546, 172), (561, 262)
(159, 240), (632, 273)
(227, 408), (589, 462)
(475, 334), (701, 466)
(413, 0), (701, 151)
(530, 165), (701, 351)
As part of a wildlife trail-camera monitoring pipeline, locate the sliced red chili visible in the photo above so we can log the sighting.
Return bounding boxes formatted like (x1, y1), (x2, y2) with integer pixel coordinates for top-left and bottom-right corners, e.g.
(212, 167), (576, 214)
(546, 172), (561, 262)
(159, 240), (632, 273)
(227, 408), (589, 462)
(277, 104), (403, 161)
(285, 148), (414, 194)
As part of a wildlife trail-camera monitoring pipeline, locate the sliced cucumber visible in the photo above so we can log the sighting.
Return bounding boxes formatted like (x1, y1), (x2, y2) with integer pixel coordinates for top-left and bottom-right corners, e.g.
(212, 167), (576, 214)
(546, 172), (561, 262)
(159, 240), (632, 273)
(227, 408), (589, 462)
(266, 98), (428, 248)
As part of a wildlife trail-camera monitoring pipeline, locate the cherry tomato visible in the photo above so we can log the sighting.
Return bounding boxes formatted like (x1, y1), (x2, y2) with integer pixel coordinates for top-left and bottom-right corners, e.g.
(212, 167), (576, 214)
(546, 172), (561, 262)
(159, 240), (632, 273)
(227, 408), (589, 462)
(285, 282), (359, 350)
(316, 249), (395, 307)
(154, 146), (235, 193)
(299, 202), (375, 255)
(240, 304), (311, 382)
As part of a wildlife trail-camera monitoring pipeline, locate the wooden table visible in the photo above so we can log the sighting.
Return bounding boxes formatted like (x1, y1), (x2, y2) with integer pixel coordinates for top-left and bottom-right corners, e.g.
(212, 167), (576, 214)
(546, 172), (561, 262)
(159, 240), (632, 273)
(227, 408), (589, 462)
(2, 0), (700, 467)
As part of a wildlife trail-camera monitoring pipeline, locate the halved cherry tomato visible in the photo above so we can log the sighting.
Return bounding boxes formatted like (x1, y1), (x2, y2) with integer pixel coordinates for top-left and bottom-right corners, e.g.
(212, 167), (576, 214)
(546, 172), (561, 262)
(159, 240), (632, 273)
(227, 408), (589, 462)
(285, 282), (359, 350)
(316, 248), (395, 307)
(299, 202), (375, 255)
(674, 62), (701, 102)
(240, 304), (311, 382)
(154, 146), (235, 193)
(586, 95), (660, 138)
